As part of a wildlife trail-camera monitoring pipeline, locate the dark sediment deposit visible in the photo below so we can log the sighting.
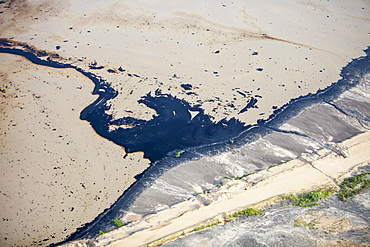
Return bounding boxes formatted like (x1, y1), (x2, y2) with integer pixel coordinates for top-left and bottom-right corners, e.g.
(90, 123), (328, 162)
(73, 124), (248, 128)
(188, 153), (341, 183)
(64, 47), (370, 242)
(239, 97), (258, 113)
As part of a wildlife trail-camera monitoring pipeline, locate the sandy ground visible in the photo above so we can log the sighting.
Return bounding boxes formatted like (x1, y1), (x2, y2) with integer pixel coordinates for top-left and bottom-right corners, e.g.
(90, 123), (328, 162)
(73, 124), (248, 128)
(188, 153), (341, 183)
(0, 0), (369, 246)
(0, 54), (149, 246)
(0, 0), (369, 124)
(93, 131), (370, 247)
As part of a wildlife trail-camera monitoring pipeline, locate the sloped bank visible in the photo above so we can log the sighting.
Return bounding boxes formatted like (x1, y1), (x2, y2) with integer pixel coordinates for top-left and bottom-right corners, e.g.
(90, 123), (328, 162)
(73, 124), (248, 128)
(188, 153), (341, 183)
(75, 131), (370, 246)
(161, 169), (370, 247)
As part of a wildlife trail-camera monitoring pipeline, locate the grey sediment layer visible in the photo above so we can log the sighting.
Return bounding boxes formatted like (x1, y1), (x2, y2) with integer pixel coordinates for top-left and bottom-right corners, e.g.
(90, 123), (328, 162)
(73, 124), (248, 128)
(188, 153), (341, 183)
(66, 48), (370, 241)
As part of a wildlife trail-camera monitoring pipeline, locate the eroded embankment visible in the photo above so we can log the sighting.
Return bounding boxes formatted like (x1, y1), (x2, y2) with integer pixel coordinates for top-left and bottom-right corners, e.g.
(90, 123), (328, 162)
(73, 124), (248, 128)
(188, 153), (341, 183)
(160, 171), (370, 247)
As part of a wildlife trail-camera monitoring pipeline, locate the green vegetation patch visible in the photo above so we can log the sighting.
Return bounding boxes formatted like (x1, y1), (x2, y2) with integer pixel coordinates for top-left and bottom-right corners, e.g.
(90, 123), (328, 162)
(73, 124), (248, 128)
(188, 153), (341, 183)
(286, 188), (335, 207)
(303, 203), (322, 207)
(175, 150), (185, 158)
(229, 208), (264, 218)
(235, 173), (255, 180)
(96, 218), (125, 236)
(111, 218), (125, 228)
(225, 173), (255, 181)
(190, 220), (221, 233)
(268, 160), (292, 169)
(339, 172), (370, 201)
(96, 230), (111, 236)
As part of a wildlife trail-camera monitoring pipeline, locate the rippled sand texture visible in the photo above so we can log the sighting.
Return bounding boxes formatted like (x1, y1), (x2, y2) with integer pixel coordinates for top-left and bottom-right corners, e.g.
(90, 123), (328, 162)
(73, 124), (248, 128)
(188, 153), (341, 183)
(0, 0), (369, 246)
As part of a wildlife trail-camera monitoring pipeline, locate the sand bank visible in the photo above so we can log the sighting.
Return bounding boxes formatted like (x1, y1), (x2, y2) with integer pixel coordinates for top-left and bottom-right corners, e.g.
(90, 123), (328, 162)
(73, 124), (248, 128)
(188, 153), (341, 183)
(93, 131), (370, 247)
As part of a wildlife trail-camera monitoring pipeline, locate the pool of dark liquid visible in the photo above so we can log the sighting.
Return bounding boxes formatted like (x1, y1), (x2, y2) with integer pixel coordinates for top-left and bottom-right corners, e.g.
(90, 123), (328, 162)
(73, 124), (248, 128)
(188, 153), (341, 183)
(81, 89), (247, 162)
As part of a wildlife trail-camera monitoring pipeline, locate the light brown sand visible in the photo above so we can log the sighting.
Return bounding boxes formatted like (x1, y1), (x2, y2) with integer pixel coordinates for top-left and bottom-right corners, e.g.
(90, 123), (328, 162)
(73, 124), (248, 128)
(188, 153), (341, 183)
(96, 131), (370, 247)
(0, 0), (369, 124)
(0, 54), (149, 246)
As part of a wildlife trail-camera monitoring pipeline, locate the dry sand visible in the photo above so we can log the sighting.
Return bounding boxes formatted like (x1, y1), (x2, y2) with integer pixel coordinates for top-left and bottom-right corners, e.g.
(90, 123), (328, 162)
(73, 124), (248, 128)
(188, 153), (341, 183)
(0, 53), (149, 246)
(97, 131), (370, 247)
(0, 0), (369, 246)
(0, 0), (369, 124)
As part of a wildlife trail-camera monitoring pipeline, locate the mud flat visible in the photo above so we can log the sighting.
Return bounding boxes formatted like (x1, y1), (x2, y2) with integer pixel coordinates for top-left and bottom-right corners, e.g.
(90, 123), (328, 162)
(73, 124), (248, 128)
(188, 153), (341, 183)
(1, 0), (369, 125)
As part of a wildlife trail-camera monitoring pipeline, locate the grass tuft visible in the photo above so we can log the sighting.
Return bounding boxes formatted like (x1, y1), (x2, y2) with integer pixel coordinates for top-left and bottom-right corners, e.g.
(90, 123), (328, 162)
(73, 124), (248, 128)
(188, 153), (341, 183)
(229, 208), (264, 218)
(286, 188), (335, 207)
(303, 203), (322, 207)
(339, 172), (370, 201)
(268, 160), (291, 169)
(224, 173), (255, 181)
(96, 230), (111, 236)
(190, 221), (221, 233)
(235, 173), (255, 180)
(111, 218), (125, 228)
(175, 150), (185, 158)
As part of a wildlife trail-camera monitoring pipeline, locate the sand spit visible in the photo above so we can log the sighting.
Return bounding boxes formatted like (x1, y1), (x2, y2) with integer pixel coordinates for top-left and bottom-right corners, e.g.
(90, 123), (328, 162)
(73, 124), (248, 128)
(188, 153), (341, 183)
(81, 131), (370, 247)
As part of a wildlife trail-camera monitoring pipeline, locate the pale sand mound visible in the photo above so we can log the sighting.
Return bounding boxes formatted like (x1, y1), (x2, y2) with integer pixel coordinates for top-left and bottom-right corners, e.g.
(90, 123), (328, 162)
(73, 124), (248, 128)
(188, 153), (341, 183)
(0, 54), (149, 246)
